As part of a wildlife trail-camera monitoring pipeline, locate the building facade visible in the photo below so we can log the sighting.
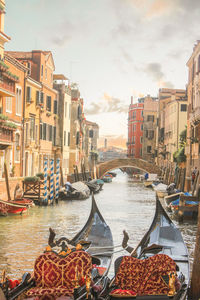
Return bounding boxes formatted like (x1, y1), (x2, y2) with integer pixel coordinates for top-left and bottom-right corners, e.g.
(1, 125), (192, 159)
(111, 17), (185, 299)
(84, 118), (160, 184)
(186, 41), (200, 178)
(157, 88), (187, 169)
(53, 74), (71, 176)
(142, 95), (158, 162)
(127, 97), (144, 158)
(7, 50), (59, 173)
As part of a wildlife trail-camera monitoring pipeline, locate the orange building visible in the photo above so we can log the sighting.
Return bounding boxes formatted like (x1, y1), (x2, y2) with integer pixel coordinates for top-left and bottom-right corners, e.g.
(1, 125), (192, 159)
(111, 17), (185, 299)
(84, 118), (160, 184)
(7, 51), (59, 172)
(0, 1), (27, 178)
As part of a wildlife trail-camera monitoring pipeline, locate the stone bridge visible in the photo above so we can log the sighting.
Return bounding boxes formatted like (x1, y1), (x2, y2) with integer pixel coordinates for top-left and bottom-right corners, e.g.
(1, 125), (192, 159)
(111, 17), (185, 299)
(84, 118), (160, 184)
(96, 158), (161, 178)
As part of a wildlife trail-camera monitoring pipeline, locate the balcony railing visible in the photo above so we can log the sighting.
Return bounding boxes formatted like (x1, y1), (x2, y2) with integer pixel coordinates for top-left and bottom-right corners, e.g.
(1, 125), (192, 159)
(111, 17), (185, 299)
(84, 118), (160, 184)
(0, 80), (15, 94)
(189, 106), (200, 123)
(0, 125), (14, 143)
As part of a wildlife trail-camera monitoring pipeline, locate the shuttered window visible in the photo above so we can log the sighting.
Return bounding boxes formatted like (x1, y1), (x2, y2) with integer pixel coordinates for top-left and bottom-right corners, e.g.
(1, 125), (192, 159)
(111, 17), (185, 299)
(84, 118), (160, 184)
(26, 86), (31, 102)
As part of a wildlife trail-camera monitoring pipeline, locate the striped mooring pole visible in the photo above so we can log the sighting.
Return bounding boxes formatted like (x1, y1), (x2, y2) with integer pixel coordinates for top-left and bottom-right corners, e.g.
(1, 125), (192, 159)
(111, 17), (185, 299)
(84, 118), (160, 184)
(55, 158), (60, 201)
(43, 158), (48, 204)
(50, 158), (54, 204)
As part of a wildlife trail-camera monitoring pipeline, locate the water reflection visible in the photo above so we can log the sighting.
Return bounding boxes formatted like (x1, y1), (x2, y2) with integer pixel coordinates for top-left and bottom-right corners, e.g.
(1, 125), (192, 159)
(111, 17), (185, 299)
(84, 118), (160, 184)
(0, 170), (197, 278)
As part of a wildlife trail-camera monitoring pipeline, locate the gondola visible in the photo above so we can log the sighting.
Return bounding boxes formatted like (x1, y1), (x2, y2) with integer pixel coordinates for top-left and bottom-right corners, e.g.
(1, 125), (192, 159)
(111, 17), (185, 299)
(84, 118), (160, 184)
(0, 195), (114, 300)
(107, 198), (189, 300)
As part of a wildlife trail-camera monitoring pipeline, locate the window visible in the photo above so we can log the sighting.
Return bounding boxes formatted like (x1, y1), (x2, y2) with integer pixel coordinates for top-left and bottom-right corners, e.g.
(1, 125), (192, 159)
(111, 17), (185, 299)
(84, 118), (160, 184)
(140, 136), (143, 143)
(148, 130), (154, 140)
(64, 131), (66, 146)
(77, 105), (82, 119)
(46, 96), (51, 111)
(27, 61), (31, 76)
(76, 131), (80, 145)
(36, 91), (40, 105)
(40, 123), (43, 140)
(147, 115), (154, 122)
(25, 123), (29, 144)
(15, 133), (20, 162)
(26, 86), (31, 103)
(43, 123), (47, 140)
(53, 126), (56, 146)
(54, 100), (58, 114)
(41, 65), (43, 78)
(134, 124), (136, 131)
(35, 124), (38, 143)
(147, 146), (152, 153)
(133, 136), (135, 144)
(181, 104), (187, 112)
(6, 97), (12, 113)
(141, 124), (143, 131)
(45, 68), (47, 80)
(40, 92), (44, 104)
(16, 87), (22, 115)
(89, 130), (93, 138)
(30, 117), (35, 140)
(68, 132), (70, 146)
(133, 111), (136, 119)
(141, 111), (143, 117)
(49, 125), (52, 141)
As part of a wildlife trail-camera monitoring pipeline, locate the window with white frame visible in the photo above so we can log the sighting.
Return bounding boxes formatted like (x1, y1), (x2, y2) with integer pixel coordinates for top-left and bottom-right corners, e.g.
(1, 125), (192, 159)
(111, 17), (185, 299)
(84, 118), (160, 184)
(15, 133), (20, 162)
(6, 97), (12, 113)
(16, 87), (22, 115)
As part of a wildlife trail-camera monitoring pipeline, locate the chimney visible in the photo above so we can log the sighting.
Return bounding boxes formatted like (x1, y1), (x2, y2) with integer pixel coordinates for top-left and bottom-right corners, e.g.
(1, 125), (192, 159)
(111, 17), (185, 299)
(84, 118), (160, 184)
(131, 96), (133, 104)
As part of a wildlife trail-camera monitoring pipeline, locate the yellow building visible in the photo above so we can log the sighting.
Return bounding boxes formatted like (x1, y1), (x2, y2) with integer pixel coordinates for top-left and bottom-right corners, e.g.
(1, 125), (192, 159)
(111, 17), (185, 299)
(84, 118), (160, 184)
(24, 77), (42, 176)
(157, 88), (187, 169)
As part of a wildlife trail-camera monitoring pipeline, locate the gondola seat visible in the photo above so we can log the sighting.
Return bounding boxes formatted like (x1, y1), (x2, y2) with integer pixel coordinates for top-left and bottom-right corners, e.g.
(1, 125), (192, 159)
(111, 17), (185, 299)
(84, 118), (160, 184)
(110, 254), (177, 298)
(26, 250), (92, 299)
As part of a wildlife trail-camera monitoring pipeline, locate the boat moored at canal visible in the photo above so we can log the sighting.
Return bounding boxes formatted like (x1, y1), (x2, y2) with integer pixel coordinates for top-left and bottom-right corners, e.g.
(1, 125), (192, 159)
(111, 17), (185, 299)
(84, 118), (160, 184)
(0, 195), (114, 299)
(106, 198), (190, 300)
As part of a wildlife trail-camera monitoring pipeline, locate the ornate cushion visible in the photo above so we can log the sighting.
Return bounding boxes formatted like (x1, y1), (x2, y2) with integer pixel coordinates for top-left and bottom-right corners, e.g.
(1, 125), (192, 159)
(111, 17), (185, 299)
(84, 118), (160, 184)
(27, 250), (92, 298)
(110, 289), (137, 298)
(26, 286), (74, 298)
(114, 254), (176, 296)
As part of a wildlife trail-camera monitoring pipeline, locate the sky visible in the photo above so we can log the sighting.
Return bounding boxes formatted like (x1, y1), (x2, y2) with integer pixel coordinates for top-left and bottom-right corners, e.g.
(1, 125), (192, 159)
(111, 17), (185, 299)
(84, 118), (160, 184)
(5, 0), (200, 148)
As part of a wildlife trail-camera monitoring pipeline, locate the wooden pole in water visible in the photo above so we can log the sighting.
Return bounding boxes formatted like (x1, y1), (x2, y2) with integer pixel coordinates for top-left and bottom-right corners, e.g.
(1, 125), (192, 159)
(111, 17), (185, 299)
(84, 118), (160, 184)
(4, 162), (11, 201)
(190, 202), (200, 299)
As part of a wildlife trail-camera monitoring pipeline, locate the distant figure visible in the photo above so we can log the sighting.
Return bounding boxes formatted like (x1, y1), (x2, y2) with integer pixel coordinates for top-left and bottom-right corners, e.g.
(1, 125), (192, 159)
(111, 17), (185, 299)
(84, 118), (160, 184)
(144, 173), (149, 180)
(192, 167), (197, 185)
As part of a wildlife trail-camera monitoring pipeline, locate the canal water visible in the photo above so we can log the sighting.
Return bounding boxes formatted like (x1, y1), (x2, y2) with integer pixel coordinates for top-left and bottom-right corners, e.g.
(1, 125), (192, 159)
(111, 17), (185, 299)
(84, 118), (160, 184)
(0, 170), (197, 280)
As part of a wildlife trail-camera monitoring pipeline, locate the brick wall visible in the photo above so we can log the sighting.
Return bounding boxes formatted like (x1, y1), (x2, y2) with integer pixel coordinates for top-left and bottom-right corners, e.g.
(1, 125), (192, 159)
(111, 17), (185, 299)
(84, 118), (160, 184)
(0, 177), (23, 201)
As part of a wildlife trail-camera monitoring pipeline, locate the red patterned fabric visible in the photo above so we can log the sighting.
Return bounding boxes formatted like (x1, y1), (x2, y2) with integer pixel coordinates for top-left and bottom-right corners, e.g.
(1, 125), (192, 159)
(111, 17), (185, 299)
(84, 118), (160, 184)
(112, 254), (176, 296)
(26, 250), (92, 298)
(110, 289), (137, 297)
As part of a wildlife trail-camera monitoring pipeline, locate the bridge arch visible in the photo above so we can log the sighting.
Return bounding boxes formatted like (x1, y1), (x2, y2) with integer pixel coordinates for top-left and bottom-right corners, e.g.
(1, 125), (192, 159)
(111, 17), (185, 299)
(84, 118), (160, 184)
(96, 158), (161, 178)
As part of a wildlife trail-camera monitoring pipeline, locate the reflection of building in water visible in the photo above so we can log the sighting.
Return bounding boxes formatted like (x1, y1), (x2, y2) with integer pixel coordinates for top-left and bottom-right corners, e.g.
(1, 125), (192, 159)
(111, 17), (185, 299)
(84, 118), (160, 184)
(98, 146), (126, 162)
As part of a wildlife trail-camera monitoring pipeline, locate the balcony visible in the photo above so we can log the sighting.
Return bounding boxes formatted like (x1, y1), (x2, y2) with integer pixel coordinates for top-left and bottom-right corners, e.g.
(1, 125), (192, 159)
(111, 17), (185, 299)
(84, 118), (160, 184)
(0, 80), (15, 96)
(0, 123), (14, 148)
(189, 106), (200, 124)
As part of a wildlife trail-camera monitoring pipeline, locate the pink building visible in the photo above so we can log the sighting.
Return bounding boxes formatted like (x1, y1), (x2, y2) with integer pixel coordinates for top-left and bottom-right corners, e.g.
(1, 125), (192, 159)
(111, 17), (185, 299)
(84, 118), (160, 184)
(127, 97), (144, 158)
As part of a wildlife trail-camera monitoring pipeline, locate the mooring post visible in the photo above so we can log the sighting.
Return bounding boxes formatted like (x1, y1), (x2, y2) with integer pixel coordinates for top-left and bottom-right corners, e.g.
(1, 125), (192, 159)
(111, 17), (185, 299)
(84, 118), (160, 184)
(43, 158), (48, 204)
(55, 158), (60, 203)
(49, 158), (54, 204)
(190, 201), (200, 299)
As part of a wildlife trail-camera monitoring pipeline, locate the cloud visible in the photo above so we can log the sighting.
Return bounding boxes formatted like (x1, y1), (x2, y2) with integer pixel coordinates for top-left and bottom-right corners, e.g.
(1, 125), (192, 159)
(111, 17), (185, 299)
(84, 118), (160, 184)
(145, 0), (175, 19)
(84, 93), (129, 116)
(145, 63), (164, 81)
(144, 63), (174, 88)
(84, 103), (102, 115)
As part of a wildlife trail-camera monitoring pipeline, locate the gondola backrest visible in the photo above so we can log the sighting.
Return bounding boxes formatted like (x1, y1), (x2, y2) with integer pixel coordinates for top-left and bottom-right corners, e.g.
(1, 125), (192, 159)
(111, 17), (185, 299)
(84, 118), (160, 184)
(111, 254), (177, 296)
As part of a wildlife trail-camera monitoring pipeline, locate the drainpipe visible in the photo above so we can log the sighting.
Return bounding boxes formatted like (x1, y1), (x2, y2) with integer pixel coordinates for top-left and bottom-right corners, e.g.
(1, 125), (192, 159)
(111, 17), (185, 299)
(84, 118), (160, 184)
(21, 74), (26, 177)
